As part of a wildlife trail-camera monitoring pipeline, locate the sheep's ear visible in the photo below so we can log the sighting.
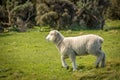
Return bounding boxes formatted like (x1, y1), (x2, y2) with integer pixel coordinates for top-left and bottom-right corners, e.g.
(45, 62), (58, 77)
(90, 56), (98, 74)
(55, 30), (58, 33)
(54, 30), (59, 35)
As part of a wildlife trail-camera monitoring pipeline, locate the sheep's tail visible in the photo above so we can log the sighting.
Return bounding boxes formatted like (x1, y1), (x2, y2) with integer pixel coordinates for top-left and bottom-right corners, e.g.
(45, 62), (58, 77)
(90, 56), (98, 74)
(99, 37), (104, 44)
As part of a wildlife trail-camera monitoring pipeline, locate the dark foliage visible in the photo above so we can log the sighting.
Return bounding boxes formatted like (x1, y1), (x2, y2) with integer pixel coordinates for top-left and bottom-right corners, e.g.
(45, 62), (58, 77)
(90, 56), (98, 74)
(106, 0), (120, 20)
(36, 0), (77, 29)
(0, 0), (119, 32)
(13, 1), (36, 32)
(36, 0), (109, 30)
(0, 0), (35, 32)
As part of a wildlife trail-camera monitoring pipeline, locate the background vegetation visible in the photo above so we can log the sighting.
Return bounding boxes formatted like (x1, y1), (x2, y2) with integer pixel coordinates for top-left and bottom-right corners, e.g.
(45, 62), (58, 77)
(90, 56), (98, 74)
(0, 0), (120, 32)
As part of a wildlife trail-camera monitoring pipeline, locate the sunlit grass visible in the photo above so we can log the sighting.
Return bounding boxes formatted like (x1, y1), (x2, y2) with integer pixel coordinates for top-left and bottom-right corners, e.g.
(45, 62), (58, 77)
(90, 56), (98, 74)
(105, 19), (120, 30)
(0, 20), (120, 80)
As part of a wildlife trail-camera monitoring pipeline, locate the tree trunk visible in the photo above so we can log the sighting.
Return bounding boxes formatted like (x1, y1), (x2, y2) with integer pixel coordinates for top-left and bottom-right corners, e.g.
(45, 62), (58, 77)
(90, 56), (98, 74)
(16, 17), (27, 32)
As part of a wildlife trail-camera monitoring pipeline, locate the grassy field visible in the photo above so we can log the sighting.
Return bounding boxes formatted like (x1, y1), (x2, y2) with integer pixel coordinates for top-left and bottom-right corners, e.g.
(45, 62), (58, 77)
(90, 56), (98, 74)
(0, 20), (120, 80)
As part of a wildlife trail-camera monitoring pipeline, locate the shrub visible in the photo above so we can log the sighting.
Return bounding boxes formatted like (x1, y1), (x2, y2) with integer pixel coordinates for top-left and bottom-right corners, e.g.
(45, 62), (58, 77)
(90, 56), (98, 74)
(40, 11), (58, 28)
(35, 0), (76, 30)
(106, 0), (120, 20)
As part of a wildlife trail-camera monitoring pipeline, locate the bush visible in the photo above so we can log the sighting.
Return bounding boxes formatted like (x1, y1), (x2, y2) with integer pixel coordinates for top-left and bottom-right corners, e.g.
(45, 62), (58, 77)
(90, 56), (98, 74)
(35, 0), (109, 30)
(13, 1), (35, 32)
(0, 0), (35, 32)
(40, 11), (58, 28)
(106, 0), (120, 20)
(35, 0), (76, 30)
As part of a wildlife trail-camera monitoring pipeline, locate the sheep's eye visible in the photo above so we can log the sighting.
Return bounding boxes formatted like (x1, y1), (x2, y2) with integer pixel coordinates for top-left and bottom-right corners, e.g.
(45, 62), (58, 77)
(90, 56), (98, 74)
(51, 33), (54, 35)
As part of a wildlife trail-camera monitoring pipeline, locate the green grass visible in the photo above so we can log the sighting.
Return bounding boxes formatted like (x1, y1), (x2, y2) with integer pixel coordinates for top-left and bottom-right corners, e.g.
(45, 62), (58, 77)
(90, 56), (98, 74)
(105, 19), (120, 30)
(0, 20), (120, 80)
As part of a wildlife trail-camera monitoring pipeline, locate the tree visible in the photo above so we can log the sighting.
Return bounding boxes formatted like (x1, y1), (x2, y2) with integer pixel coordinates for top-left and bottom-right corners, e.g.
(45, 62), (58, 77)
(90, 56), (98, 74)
(40, 11), (58, 28)
(106, 0), (120, 20)
(36, 0), (76, 29)
(0, 0), (18, 28)
(0, 0), (35, 32)
(0, 0), (111, 31)
(69, 0), (79, 4)
(36, 0), (109, 30)
(75, 0), (109, 29)
(13, 1), (35, 32)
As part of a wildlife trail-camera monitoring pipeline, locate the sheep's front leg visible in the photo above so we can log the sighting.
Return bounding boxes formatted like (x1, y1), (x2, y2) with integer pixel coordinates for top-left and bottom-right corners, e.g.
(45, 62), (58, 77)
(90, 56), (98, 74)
(61, 56), (69, 69)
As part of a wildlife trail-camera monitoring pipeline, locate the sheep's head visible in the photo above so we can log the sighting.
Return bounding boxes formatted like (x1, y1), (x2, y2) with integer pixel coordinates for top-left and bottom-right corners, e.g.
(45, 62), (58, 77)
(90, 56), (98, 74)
(46, 30), (64, 44)
(46, 30), (59, 42)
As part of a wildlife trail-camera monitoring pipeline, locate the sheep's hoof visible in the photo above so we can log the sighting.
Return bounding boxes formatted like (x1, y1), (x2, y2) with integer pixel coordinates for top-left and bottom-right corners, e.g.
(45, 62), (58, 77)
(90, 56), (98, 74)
(61, 66), (69, 69)
(95, 65), (99, 68)
(66, 66), (69, 70)
(101, 64), (105, 68)
(73, 69), (77, 72)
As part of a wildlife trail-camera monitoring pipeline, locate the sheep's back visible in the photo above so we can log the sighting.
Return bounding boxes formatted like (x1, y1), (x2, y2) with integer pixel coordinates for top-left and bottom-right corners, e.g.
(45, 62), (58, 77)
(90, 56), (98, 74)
(63, 34), (103, 55)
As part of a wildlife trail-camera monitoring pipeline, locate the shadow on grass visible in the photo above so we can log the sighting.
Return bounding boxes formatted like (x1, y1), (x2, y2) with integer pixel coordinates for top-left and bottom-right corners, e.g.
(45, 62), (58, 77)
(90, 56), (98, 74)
(68, 65), (93, 72)
(110, 26), (120, 30)
(0, 68), (25, 79)
(0, 68), (12, 78)
(108, 26), (120, 30)
(0, 33), (14, 37)
(73, 61), (120, 80)
(104, 26), (120, 31)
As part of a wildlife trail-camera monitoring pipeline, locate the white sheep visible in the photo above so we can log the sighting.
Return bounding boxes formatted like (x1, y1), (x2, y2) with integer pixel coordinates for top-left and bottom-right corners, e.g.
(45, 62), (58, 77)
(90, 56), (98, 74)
(46, 30), (105, 71)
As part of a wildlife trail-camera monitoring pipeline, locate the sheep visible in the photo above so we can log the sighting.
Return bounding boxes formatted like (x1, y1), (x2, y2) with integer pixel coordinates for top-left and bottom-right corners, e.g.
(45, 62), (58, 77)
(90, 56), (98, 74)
(46, 30), (105, 71)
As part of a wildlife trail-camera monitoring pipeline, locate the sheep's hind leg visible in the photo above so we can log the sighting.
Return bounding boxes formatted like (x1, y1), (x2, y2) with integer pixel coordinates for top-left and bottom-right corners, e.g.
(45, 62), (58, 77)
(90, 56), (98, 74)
(101, 51), (105, 67)
(95, 56), (101, 68)
(95, 50), (105, 68)
(95, 50), (103, 68)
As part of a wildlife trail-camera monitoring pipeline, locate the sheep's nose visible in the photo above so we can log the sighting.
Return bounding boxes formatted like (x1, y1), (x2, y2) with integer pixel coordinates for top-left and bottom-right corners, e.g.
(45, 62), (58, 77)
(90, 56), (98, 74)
(46, 36), (49, 41)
